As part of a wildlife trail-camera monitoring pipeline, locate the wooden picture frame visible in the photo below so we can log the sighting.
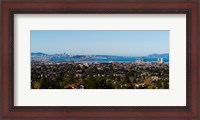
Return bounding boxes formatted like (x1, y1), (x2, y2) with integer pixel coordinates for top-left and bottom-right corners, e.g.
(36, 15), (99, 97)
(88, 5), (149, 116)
(1, 0), (199, 119)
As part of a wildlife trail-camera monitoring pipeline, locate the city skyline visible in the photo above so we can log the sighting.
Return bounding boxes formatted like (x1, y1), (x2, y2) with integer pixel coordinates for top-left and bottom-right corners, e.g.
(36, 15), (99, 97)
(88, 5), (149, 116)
(31, 30), (169, 56)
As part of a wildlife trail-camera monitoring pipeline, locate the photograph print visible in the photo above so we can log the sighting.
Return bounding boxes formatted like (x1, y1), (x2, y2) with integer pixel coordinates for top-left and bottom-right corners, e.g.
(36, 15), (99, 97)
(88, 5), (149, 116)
(31, 30), (169, 89)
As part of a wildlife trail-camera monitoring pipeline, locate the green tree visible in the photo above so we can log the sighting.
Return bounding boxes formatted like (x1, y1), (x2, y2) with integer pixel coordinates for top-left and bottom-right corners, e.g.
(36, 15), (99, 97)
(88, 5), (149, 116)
(39, 76), (49, 88)
(34, 82), (41, 89)
(156, 80), (162, 89)
(161, 80), (169, 89)
(63, 73), (75, 84)
(124, 74), (129, 83)
(85, 75), (98, 89)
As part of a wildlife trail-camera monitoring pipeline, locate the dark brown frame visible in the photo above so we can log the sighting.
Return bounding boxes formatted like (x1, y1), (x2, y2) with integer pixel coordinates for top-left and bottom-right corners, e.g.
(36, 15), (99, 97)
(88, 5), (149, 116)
(1, 0), (199, 119)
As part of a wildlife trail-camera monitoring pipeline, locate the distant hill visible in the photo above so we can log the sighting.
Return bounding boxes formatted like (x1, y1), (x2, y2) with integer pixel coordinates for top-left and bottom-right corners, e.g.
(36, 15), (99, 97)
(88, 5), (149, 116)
(31, 52), (47, 56)
(146, 53), (169, 58)
(31, 52), (169, 62)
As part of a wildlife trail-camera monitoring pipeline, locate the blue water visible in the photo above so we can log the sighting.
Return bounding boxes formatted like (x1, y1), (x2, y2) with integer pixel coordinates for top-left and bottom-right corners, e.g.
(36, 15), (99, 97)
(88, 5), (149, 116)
(50, 57), (169, 63)
(89, 58), (169, 63)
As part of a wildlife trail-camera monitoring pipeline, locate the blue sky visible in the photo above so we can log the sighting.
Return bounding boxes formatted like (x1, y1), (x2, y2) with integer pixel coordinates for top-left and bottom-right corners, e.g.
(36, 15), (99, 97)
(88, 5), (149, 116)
(31, 30), (169, 56)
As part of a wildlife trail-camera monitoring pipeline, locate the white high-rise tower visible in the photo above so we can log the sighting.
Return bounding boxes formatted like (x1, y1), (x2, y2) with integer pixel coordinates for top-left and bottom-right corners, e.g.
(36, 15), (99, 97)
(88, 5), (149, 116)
(158, 58), (163, 63)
